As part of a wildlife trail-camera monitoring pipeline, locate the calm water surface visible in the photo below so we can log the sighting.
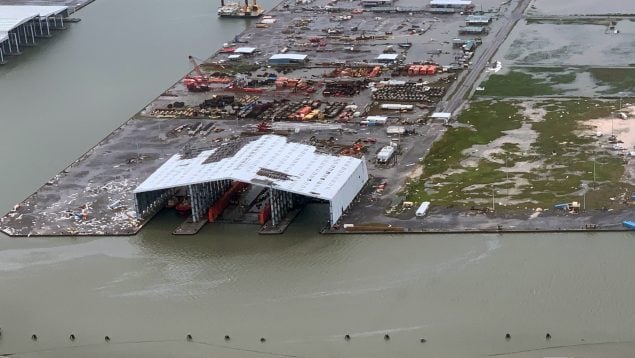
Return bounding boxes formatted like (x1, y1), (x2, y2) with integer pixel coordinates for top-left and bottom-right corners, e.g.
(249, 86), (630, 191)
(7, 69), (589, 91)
(1, 0), (635, 357)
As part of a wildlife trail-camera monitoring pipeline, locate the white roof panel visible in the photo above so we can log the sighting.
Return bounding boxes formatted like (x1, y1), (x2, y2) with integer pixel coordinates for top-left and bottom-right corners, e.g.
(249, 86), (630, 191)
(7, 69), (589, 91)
(0, 6), (68, 32)
(431, 112), (452, 118)
(135, 135), (365, 201)
(430, 0), (471, 4)
(376, 53), (399, 60)
(234, 47), (256, 54)
(269, 53), (308, 61)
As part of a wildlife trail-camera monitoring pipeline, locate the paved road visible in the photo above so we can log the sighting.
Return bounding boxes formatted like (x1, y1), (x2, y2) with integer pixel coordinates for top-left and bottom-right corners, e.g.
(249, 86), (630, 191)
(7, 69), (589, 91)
(444, 0), (533, 116)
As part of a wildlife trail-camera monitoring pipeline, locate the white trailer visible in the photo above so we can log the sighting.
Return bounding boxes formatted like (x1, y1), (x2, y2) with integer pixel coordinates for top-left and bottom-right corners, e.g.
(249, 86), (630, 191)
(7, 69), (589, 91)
(377, 145), (395, 163)
(416, 201), (430, 217)
(381, 104), (414, 111)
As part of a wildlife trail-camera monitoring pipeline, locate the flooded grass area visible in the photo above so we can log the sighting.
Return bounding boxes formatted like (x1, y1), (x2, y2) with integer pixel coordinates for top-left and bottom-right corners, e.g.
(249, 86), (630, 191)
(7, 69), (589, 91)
(526, 18), (615, 26)
(530, 0), (635, 15)
(479, 67), (635, 97)
(404, 99), (635, 212)
(479, 69), (574, 96)
(495, 20), (635, 68)
(590, 67), (635, 94)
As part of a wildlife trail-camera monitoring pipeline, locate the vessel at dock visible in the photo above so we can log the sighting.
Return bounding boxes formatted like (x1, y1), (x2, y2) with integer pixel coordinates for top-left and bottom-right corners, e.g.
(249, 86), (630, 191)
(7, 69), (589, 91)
(218, 0), (264, 18)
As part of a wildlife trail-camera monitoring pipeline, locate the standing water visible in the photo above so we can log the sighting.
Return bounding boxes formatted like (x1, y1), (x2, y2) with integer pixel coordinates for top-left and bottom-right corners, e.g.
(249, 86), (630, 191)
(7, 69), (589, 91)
(1, 0), (635, 357)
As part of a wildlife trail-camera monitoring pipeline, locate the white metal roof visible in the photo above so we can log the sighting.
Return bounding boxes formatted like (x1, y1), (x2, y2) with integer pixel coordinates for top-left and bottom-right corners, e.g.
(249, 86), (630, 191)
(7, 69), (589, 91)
(416, 201), (430, 216)
(431, 112), (452, 119)
(0, 6), (68, 32)
(430, 0), (472, 5)
(135, 135), (365, 201)
(234, 47), (256, 54)
(269, 53), (308, 61)
(376, 53), (399, 60)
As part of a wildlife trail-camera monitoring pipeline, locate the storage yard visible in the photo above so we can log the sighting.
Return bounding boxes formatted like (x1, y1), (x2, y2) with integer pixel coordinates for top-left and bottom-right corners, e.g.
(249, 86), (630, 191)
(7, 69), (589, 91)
(4, 0), (635, 236)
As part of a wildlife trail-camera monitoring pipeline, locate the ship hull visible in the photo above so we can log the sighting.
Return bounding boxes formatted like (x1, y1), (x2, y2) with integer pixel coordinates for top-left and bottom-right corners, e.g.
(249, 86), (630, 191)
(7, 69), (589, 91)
(218, 12), (264, 17)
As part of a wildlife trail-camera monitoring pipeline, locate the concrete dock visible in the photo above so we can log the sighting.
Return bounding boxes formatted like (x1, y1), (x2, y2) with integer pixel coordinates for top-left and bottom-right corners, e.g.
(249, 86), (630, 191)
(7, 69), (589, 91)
(3, 0), (634, 237)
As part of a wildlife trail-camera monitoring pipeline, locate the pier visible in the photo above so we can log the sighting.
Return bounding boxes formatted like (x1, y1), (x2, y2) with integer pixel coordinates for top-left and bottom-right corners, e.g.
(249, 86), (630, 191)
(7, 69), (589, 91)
(3, 0), (635, 237)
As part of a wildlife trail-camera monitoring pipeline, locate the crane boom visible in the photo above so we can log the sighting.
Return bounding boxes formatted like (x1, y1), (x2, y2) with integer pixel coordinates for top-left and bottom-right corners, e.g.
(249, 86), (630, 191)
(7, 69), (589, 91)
(188, 55), (204, 77)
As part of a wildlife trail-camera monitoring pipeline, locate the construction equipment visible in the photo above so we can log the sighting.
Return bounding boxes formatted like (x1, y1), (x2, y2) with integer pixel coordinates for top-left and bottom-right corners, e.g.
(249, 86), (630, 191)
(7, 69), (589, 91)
(183, 56), (232, 92)
(183, 56), (210, 92)
(257, 121), (271, 132)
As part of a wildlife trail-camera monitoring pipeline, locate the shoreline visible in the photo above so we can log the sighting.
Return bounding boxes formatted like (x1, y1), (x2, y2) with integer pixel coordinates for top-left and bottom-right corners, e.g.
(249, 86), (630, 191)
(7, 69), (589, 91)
(3, 0), (635, 237)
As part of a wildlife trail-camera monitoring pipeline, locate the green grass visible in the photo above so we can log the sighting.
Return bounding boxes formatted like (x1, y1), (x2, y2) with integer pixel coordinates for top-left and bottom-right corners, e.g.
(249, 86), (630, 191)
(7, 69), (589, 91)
(526, 18), (609, 26)
(526, 67), (570, 73)
(480, 71), (560, 96)
(532, 99), (614, 156)
(549, 72), (577, 84)
(404, 99), (635, 211)
(422, 101), (523, 177)
(589, 68), (635, 94)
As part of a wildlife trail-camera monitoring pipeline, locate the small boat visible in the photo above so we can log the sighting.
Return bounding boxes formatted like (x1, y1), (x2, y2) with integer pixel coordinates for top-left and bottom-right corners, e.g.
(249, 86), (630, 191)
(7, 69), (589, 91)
(398, 42), (412, 49)
(623, 221), (635, 229)
(166, 197), (177, 208)
(175, 198), (192, 215)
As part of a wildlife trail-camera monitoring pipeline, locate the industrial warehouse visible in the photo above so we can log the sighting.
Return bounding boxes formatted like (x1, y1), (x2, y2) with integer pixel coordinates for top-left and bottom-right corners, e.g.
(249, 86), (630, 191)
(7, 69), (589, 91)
(8, 0), (633, 237)
(134, 135), (368, 234)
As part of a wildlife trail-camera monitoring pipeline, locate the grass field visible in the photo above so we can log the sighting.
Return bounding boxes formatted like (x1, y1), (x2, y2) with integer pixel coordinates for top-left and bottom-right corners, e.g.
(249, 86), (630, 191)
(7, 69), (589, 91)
(404, 99), (633, 212)
(589, 68), (635, 94)
(479, 67), (635, 97)
(479, 71), (561, 97)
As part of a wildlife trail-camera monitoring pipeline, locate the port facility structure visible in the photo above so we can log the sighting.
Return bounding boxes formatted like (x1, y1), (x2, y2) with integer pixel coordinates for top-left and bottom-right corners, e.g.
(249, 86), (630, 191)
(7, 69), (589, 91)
(0, 5), (70, 64)
(134, 135), (369, 228)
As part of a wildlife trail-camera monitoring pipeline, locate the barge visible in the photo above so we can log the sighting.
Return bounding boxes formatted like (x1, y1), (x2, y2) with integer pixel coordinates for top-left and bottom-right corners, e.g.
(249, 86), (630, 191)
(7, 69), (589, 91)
(218, 0), (264, 18)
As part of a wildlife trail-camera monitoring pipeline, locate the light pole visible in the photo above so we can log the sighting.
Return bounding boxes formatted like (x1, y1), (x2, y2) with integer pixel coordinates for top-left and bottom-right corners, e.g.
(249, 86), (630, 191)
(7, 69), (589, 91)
(593, 153), (596, 189)
(505, 155), (510, 201)
(491, 186), (495, 212)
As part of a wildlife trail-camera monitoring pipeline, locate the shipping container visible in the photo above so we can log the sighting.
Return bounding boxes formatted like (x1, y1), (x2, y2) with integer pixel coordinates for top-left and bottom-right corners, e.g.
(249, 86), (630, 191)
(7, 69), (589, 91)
(366, 115), (388, 125)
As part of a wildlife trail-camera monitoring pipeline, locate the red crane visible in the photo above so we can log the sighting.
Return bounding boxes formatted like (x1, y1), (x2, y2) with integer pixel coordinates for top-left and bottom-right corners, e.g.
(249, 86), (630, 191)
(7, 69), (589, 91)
(183, 55), (210, 92)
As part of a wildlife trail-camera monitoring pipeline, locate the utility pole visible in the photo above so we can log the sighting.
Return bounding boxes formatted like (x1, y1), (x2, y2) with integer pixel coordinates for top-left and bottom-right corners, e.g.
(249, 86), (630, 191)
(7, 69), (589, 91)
(593, 154), (596, 189)
(505, 156), (509, 201)
(491, 186), (495, 212)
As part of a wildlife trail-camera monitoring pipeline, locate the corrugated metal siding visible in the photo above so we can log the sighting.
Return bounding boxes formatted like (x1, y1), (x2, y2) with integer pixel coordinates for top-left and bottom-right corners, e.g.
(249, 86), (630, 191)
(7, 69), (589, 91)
(135, 135), (368, 226)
